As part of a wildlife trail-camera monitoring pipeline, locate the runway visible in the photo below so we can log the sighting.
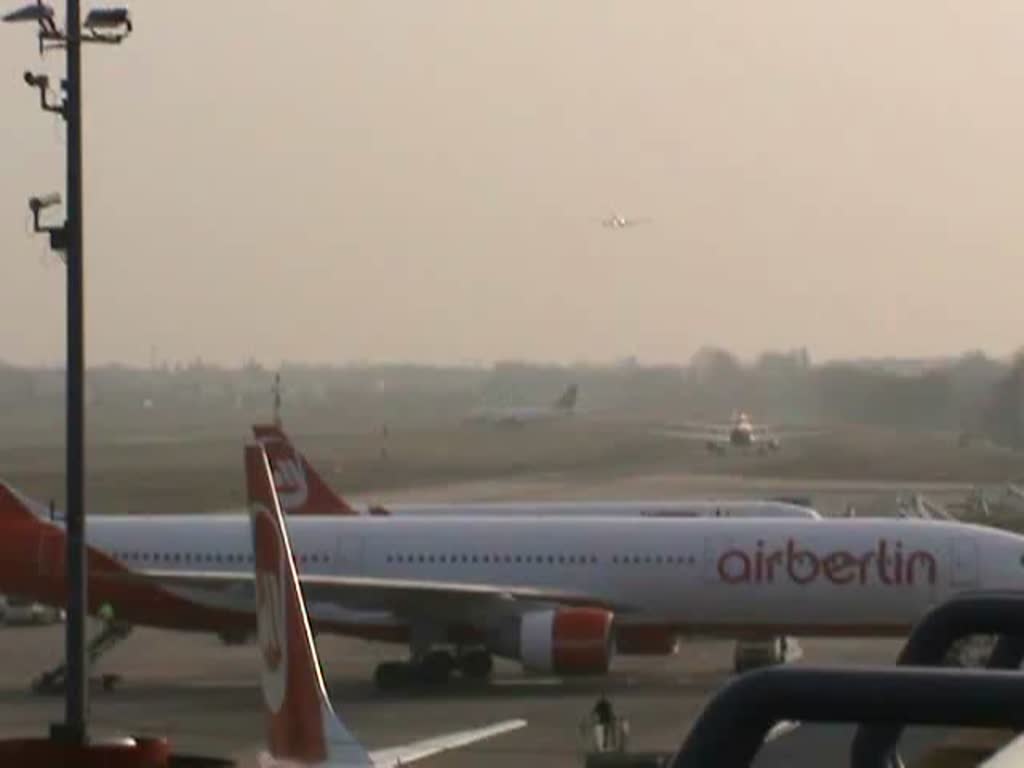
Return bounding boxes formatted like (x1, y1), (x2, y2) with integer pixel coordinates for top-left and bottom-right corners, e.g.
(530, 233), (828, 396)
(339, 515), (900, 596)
(0, 622), (953, 767)
(363, 470), (977, 519)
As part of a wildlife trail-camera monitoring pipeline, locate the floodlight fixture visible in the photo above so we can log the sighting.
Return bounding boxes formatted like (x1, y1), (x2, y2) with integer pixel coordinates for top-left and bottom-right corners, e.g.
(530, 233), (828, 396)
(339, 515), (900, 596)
(83, 7), (129, 30)
(82, 6), (130, 42)
(3, 0), (60, 53)
(4, 2), (132, 48)
(1, 1), (55, 24)
(3, 0), (59, 51)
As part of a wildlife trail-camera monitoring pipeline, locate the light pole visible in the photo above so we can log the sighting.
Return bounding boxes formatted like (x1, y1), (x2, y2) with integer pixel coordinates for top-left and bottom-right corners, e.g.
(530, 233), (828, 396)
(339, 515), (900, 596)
(3, 0), (131, 745)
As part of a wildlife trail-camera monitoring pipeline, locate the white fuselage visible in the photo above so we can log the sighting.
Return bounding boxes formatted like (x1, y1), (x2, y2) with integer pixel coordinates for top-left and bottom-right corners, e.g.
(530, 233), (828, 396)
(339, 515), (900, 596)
(362, 500), (818, 518)
(87, 515), (1024, 636)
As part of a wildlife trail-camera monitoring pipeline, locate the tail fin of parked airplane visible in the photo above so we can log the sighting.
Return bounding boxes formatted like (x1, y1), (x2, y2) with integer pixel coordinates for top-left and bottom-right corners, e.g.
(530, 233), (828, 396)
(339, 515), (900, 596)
(0, 482), (51, 524)
(252, 424), (358, 516)
(246, 443), (373, 766)
(244, 444), (526, 767)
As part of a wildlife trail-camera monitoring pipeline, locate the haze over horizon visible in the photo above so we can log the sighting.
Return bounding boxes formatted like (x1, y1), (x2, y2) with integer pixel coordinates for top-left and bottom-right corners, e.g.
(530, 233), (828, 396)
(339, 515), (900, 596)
(3, 2), (1023, 368)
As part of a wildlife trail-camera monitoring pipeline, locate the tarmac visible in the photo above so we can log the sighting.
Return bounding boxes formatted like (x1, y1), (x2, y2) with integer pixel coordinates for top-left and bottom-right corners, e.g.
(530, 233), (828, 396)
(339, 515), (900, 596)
(0, 621), (961, 767)
(364, 470), (978, 519)
(0, 449), (1012, 767)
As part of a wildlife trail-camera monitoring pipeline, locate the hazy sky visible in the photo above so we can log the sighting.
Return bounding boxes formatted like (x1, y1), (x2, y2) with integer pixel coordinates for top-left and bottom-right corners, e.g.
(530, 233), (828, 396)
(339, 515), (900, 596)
(2, 1), (1023, 367)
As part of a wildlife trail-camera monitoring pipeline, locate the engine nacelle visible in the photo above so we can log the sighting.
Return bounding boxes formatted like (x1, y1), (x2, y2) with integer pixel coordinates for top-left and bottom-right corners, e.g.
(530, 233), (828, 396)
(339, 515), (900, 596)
(519, 608), (614, 675)
(615, 625), (679, 656)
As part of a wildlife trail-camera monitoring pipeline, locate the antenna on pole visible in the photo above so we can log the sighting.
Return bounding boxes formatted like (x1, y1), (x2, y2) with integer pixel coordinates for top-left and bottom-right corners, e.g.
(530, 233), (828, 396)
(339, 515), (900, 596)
(272, 372), (283, 428)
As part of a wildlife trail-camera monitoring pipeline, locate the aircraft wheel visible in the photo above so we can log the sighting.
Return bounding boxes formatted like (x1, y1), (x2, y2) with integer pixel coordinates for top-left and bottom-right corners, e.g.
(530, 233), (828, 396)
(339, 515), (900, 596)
(374, 661), (413, 691)
(218, 629), (249, 646)
(772, 637), (786, 665)
(417, 651), (454, 686)
(458, 650), (494, 681)
(733, 637), (787, 674)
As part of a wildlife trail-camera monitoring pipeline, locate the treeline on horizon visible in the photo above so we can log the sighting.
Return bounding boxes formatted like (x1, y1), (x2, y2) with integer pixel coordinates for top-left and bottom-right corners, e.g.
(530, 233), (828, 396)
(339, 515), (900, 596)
(1, 348), (1022, 449)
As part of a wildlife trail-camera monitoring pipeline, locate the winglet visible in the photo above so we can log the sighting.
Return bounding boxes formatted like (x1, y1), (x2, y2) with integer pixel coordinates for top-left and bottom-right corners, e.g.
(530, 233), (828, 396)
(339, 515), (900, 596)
(252, 424), (359, 516)
(245, 443), (372, 767)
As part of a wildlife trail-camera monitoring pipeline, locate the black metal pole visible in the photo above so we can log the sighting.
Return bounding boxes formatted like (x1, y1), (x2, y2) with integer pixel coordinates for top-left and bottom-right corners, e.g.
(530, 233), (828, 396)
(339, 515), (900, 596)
(63, 0), (88, 743)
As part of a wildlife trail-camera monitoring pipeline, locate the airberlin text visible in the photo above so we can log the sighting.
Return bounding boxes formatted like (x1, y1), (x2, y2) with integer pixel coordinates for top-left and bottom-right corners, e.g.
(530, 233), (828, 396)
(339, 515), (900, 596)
(717, 539), (936, 587)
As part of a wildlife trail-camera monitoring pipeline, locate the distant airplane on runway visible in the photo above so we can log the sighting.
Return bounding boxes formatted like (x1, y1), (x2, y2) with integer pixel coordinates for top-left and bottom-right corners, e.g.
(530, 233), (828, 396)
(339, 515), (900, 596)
(656, 411), (821, 455)
(248, 442), (525, 767)
(465, 383), (578, 426)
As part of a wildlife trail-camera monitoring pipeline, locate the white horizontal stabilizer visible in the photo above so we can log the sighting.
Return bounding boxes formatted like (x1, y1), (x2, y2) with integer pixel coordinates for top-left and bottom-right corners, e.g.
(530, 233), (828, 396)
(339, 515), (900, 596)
(368, 719), (526, 767)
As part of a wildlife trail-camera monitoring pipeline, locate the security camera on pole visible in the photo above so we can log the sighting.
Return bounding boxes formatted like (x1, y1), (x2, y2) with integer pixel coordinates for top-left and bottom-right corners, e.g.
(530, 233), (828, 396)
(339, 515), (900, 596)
(1, 0), (147, 761)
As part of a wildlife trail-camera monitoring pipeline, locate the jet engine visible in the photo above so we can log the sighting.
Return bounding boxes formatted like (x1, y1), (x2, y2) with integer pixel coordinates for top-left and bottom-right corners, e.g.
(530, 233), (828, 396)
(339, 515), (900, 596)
(515, 608), (614, 675)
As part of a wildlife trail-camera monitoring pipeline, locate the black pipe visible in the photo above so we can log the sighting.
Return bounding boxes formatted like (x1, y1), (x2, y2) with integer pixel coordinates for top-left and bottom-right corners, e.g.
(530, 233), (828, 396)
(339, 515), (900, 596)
(851, 592), (1024, 768)
(669, 665), (1024, 768)
(989, 634), (1024, 670)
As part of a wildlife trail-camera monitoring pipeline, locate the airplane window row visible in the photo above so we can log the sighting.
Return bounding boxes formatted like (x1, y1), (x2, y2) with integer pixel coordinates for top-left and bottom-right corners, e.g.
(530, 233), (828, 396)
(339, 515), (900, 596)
(108, 551), (330, 565)
(612, 554), (697, 566)
(385, 553), (600, 565)
(383, 553), (697, 566)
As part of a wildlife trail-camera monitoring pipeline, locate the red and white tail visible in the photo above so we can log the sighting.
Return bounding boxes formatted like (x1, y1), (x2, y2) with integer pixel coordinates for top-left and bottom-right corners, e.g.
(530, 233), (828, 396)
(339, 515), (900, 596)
(245, 444), (372, 767)
(0, 482), (51, 525)
(252, 424), (358, 516)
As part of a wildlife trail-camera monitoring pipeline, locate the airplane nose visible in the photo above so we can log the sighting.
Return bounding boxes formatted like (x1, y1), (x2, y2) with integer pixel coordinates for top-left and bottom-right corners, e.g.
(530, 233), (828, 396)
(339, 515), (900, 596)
(988, 544), (1024, 592)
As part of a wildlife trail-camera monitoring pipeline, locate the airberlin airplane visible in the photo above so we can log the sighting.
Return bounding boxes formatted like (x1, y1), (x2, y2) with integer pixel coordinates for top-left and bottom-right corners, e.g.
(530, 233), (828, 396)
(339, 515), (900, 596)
(253, 423), (819, 519)
(1, 447), (1023, 690)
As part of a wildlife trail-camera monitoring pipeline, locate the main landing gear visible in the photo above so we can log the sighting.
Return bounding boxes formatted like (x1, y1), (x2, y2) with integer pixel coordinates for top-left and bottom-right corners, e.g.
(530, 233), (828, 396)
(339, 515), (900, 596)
(374, 648), (494, 691)
(733, 636), (800, 674)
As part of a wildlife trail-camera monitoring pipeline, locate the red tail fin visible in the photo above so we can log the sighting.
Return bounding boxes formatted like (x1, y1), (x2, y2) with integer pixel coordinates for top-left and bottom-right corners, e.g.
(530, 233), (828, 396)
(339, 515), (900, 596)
(0, 482), (47, 525)
(252, 424), (358, 516)
(246, 444), (370, 766)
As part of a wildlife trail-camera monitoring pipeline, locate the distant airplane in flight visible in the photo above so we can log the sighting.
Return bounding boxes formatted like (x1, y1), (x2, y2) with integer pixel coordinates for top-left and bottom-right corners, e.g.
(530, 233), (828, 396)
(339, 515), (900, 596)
(601, 213), (648, 229)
